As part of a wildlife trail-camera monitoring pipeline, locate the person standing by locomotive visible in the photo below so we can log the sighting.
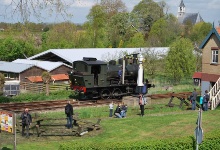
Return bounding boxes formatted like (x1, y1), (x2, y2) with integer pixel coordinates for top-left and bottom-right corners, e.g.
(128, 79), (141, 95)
(118, 66), (123, 84)
(65, 101), (74, 128)
(139, 94), (145, 116)
(21, 108), (32, 137)
(191, 88), (198, 110)
(109, 101), (114, 117)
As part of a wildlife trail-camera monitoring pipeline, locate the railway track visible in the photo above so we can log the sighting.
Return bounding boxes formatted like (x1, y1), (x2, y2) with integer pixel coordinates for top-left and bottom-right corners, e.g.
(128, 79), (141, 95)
(0, 92), (192, 113)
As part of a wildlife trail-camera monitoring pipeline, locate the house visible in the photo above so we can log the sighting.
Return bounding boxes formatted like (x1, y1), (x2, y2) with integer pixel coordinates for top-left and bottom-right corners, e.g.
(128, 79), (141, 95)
(0, 61), (42, 82)
(177, 0), (203, 25)
(198, 25), (220, 110)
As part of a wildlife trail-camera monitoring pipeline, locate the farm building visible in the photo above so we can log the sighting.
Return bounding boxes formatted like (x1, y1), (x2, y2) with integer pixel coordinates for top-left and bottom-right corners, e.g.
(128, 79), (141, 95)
(27, 47), (169, 66)
(0, 60), (72, 95)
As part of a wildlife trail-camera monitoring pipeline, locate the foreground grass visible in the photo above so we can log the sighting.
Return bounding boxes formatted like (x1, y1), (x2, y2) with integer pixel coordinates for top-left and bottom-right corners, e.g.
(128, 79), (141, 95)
(1, 98), (218, 150)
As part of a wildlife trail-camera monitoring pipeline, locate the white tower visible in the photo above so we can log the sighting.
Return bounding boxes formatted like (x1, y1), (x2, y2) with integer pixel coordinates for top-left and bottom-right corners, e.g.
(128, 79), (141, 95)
(177, 0), (185, 18)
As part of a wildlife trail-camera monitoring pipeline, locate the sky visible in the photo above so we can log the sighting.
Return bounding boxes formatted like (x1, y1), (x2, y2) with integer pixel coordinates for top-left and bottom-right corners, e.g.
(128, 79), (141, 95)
(0, 0), (219, 26)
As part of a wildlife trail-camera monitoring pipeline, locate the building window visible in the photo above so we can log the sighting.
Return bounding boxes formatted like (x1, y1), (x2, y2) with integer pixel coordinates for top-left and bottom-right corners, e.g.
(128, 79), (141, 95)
(4, 73), (8, 78)
(212, 50), (218, 63)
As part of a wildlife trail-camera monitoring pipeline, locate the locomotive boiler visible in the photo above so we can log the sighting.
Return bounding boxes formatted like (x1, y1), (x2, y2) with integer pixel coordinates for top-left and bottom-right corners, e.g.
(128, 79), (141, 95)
(68, 54), (140, 99)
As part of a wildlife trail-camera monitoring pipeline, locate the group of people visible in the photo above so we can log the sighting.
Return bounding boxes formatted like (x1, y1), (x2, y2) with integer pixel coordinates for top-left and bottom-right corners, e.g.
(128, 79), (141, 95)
(191, 88), (210, 111)
(20, 100), (75, 137)
(109, 101), (128, 118)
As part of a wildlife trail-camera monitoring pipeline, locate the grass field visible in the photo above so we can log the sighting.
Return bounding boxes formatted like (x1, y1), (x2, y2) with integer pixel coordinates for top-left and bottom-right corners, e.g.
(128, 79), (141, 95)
(1, 97), (219, 150)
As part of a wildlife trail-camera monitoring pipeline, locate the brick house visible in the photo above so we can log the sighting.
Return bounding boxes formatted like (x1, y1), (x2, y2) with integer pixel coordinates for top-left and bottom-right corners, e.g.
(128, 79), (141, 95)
(198, 25), (220, 109)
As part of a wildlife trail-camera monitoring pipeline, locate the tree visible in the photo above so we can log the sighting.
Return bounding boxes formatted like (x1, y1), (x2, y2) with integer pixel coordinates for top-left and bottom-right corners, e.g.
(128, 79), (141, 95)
(108, 12), (131, 47)
(5, 0), (72, 23)
(132, 0), (165, 39)
(86, 4), (108, 48)
(148, 14), (182, 47)
(0, 73), (5, 96)
(100, 0), (127, 19)
(165, 38), (196, 84)
(41, 72), (51, 96)
(190, 22), (212, 72)
(42, 22), (77, 49)
(142, 48), (165, 79)
(125, 32), (146, 47)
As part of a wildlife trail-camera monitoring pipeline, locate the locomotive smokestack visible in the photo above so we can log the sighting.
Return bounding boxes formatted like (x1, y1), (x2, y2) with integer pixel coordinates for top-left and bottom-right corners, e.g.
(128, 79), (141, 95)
(137, 54), (144, 87)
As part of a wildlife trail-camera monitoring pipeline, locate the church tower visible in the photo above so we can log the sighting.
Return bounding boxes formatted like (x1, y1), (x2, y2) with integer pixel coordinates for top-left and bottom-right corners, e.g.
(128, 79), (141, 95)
(177, 0), (185, 18)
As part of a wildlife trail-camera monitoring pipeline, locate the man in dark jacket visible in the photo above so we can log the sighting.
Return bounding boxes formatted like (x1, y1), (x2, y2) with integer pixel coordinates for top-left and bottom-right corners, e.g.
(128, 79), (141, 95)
(191, 88), (198, 110)
(20, 108), (32, 137)
(65, 101), (74, 128)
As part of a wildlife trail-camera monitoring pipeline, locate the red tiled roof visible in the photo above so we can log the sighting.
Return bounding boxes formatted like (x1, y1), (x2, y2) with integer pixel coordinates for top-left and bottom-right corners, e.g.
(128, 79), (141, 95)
(51, 74), (69, 81)
(217, 27), (220, 35)
(202, 73), (220, 82)
(27, 74), (69, 83)
(192, 72), (202, 79)
(27, 76), (43, 82)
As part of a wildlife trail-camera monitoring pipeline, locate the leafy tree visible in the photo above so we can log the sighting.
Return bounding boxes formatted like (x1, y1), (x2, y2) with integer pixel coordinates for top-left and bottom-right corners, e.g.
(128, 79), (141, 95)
(190, 22), (212, 45)
(165, 38), (196, 84)
(148, 14), (182, 47)
(132, 0), (164, 39)
(86, 5), (108, 48)
(41, 72), (51, 96)
(108, 12), (131, 47)
(0, 73), (5, 96)
(42, 22), (77, 49)
(125, 32), (146, 48)
(190, 22), (212, 72)
(0, 38), (24, 61)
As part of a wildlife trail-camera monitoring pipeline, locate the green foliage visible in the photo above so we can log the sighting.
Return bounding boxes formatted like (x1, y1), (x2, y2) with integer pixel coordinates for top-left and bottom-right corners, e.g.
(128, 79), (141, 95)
(190, 22), (212, 44)
(9, 90), (75, 102)
(148, 15), (181, 47)
(59, 130), (220, 150)
(165, 38), (196, 84)
(125, 32), (146, 47)
(132, 0), (164, 38)
(0, 37), (24, 61)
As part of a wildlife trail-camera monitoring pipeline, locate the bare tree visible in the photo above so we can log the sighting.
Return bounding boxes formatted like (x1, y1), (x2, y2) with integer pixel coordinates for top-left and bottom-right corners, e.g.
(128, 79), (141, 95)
(3, 0), (73, 23)
(41, 71), (51, 96)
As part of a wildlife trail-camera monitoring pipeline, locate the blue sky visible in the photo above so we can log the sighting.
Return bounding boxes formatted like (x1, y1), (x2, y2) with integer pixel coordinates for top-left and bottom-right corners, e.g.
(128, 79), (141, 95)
(0, 0), (219, 26)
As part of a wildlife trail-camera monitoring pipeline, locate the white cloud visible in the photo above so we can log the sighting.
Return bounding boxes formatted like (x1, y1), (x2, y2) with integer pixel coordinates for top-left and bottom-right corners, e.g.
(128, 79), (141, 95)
(1, 0), (12, 5)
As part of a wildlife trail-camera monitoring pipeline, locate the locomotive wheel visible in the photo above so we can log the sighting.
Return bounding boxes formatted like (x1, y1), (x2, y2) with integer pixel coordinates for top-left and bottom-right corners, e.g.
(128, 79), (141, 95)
(100, 89), (111, 99)
(112, 88), (122, 99)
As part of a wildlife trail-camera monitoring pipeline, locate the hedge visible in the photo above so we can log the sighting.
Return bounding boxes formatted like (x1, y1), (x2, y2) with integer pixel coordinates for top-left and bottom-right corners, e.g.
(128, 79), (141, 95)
(59, 130), (220, 150)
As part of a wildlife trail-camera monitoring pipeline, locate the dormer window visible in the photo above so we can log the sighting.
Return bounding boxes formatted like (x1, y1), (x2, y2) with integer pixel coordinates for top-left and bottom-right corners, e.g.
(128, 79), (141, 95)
(211, 49), (218, 64)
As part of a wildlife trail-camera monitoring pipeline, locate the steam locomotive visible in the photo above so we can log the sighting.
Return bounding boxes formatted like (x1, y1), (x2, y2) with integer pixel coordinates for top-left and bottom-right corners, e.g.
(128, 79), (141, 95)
(68, 54), (147, 99)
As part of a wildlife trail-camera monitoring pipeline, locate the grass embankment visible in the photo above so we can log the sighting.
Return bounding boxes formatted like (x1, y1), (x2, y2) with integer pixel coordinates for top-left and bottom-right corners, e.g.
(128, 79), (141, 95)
(1, 98), (219, 150)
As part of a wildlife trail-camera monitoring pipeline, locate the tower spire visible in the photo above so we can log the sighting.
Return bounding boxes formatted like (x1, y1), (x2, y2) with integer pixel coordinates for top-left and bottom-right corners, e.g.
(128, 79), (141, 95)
(177, 0), (185, 18)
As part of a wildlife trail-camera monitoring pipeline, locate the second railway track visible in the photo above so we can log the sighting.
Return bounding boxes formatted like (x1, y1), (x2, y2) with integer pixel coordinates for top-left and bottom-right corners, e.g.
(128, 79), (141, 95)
(0, 92), (193, 113)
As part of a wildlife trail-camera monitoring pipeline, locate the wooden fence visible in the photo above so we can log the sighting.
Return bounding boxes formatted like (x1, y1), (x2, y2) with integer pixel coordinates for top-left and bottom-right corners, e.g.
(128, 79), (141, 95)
(20, 82), (69, 93)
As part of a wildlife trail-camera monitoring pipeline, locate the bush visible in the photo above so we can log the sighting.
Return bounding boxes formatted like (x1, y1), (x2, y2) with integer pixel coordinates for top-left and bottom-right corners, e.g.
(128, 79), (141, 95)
(59, 130), (220, 150)
(3, 90), (78, 103)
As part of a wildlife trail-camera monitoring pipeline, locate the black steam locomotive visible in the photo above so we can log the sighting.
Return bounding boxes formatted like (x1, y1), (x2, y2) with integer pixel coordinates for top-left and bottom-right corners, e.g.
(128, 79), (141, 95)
(68, 55), (141, 99)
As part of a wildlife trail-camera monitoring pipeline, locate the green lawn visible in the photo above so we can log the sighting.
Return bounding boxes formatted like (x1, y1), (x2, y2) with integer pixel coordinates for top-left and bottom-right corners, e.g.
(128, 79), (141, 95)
(1, 98), (218, 150)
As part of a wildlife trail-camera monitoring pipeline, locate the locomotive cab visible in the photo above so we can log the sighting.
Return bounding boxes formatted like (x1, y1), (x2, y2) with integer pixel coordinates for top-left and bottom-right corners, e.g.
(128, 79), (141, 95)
(70, 57), (107, 92)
